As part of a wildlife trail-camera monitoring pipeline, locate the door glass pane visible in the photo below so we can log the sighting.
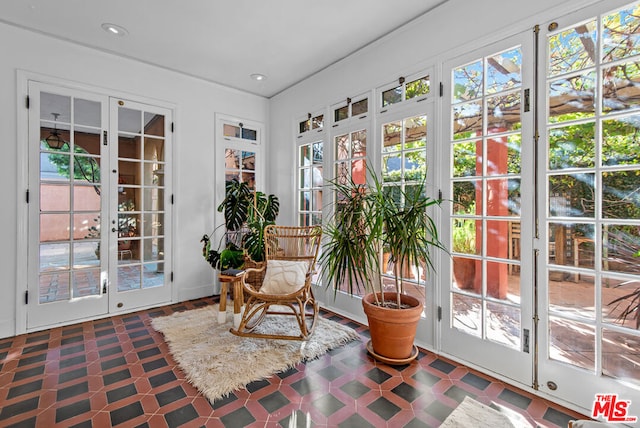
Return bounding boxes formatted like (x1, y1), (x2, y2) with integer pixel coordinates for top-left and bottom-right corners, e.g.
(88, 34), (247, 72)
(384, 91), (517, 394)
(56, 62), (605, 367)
(143, 263), (164, 288)
(383, 121), (402, 152)
(144, 137), (164, 161)
(548, 20), (597, 77)
(453, 101), (482, 140)
(40, 243), (70, 271)
(452, 219), (480, 255)
(118, 265), (141, 291)
(602, 225), (640, 274)
(453, 141), (482, 177)
(119, 135), (141, 160)
(73, 155), (101, 185)
(486, 300), (520, 349)
(452, 293), (482, 337)
(548, 72), (596, 123)
(603, 5), (640, 63)
(144, 112), (164, 137)
(452, 180), (480, 215)
(40, 272), (70, 303)
(548, 122), (595, 169)
(74, 127), (101, 156)
(601, 276), (640, 328)
(602, 328), (640, 383)
(453, 60), (483, 102)
(548, 173), (595, 217)
(603, 115), (640, 166)
(602, 172), (640, 220)
(74, 99), (101, 127)
(487, 92), (521, 132)
(487, 48), (522, 93)
(119, 107), (141, 133)
(603, 62), (640, 114)
(40, 184), (70, 211)
(549, 316), (595, 371)
(72, 269), (100, 297)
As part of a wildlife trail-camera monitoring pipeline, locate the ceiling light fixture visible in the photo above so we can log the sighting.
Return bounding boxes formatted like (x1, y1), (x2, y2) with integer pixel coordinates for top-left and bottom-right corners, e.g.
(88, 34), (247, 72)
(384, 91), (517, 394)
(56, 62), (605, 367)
(250, 73), (267, 81)
(101, 23), (128, 36)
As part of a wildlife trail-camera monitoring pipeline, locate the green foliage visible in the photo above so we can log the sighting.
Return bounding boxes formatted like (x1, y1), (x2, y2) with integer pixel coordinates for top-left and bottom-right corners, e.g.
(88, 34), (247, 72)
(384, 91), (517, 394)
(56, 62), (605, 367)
(44, 145), (101, 183)
(452, 217), (476, 254)
(202, 179), (280, 270)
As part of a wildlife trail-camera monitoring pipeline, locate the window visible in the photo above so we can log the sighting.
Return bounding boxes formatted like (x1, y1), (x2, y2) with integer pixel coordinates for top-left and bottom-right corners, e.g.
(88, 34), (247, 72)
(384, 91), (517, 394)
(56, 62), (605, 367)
(331, 94), (369, 125)
(380, 75), (430, 109)
(298, 141), (323, 226)
(380, 114), (429, 284)
(298, 113), (324, 134)
(334, 129), (367, 190)
(219, 119), (261, 189)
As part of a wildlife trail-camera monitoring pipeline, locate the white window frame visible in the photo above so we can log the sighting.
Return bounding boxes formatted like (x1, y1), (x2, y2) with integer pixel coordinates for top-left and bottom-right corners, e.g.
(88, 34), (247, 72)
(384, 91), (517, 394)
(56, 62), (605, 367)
(377, 69), (434, 115)
(330, 91), (371, 129)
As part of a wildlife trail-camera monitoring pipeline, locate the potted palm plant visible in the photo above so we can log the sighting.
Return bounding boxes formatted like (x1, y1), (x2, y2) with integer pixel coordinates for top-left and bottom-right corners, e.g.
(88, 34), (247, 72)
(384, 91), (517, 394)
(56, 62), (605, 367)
(320, 167), (444, 364)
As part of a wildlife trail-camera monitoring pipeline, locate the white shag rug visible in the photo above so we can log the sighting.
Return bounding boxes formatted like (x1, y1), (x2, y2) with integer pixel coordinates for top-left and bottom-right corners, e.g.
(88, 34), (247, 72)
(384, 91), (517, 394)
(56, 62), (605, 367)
(442, 396), (532, 427)
(151, 305), (359, 403)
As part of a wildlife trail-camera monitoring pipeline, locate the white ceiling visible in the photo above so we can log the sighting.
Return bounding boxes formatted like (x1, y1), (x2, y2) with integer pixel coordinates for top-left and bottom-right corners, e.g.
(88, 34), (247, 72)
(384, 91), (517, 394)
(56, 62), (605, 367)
(0, 0), (447, 98)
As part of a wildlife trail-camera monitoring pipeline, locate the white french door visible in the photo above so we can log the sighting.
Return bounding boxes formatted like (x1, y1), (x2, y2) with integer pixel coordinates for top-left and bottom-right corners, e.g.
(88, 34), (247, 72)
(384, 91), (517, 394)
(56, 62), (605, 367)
(108, 98), (172, 313)
(537, 0), (640, 419)
(441, 1), (640, 419)
(27, 83), (172, 330)
(440, 32), (535, 386)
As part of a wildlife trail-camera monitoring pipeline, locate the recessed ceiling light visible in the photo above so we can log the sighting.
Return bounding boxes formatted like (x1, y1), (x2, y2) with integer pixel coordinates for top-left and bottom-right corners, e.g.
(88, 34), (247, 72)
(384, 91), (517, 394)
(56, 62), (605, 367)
(250, 73), (267, 81)
(101, 23), (128, 36)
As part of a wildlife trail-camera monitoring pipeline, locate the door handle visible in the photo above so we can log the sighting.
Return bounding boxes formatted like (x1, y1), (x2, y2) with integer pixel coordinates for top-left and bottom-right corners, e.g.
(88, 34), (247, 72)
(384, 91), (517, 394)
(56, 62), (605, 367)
(112, 227), (117, 233)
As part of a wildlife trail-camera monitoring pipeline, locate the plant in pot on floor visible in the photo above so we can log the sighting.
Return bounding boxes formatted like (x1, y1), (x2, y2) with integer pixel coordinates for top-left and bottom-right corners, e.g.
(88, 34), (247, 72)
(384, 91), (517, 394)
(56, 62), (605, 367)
(319, 167), (445, 364)
(201, 179), (279, 275)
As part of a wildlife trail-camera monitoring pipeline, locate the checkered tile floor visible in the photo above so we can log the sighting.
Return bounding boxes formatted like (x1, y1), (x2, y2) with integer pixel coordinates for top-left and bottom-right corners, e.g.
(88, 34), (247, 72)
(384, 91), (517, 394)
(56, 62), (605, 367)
(0, 297), (586, 427)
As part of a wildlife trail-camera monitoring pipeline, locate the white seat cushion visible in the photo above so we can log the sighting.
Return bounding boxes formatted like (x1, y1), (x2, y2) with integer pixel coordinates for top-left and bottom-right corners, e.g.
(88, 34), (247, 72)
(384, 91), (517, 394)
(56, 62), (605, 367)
(259, 260), (308, 295)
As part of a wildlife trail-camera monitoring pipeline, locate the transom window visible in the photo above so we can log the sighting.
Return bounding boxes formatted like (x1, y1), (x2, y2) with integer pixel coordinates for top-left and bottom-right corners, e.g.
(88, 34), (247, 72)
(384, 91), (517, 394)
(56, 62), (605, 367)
(332, 95), (369, 124)
(381, 75), (430, 109)
(298, 114), (324, 134)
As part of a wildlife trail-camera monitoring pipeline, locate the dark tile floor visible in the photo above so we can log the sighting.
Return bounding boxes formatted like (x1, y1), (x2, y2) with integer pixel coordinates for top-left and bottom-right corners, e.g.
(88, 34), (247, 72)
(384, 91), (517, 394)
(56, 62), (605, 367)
(0, 297), (587, 427)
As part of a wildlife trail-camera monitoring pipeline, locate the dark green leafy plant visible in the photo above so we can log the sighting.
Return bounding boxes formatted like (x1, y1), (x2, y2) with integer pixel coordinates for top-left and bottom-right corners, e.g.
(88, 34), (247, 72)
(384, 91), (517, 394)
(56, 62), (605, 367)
(201, 180), (279, 270)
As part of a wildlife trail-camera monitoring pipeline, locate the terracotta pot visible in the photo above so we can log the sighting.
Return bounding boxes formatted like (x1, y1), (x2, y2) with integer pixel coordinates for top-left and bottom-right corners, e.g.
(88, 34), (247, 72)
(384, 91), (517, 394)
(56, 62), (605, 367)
(362, 292), (422, 363)
(452, 256), (476, 290)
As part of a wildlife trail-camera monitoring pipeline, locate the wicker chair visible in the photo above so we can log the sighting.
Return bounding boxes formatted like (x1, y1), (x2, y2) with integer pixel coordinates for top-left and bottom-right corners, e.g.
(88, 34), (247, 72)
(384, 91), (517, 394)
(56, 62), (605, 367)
(230, 225), (322, 340)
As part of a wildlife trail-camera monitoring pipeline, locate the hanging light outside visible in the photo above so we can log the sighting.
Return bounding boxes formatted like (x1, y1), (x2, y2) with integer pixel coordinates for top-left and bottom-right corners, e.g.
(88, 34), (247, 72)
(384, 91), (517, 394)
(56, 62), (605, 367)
(45, 113), (68, 149)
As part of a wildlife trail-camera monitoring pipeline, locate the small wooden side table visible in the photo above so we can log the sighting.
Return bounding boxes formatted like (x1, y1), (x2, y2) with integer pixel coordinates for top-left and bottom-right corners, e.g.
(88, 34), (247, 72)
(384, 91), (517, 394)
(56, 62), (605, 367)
(218, 273), (245, 327)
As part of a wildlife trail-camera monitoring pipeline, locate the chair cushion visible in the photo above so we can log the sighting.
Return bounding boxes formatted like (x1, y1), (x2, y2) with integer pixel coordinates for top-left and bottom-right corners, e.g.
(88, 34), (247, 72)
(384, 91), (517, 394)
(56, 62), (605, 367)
(259, 260), (308, 295)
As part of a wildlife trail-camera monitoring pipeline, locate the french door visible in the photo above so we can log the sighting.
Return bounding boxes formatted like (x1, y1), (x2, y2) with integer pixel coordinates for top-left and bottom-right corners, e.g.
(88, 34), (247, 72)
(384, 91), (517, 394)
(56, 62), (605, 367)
(27, 82), (172, 330)
(537, 0), (640, 418)
(441, 32), (535, 386)
(442, 0), (640, 418)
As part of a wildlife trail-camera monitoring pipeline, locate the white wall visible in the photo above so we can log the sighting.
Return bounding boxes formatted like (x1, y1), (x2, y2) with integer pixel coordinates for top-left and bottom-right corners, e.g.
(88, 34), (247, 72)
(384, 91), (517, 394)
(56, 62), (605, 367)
(267, 0), (604, 209)
(0, 22), (268, 338)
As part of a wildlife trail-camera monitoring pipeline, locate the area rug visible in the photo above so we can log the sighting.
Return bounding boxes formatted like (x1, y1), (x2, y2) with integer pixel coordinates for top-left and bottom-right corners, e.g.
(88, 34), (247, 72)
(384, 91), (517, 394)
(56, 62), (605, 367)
(151, 305), (359, 402)
(442, 396), (532, 427)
